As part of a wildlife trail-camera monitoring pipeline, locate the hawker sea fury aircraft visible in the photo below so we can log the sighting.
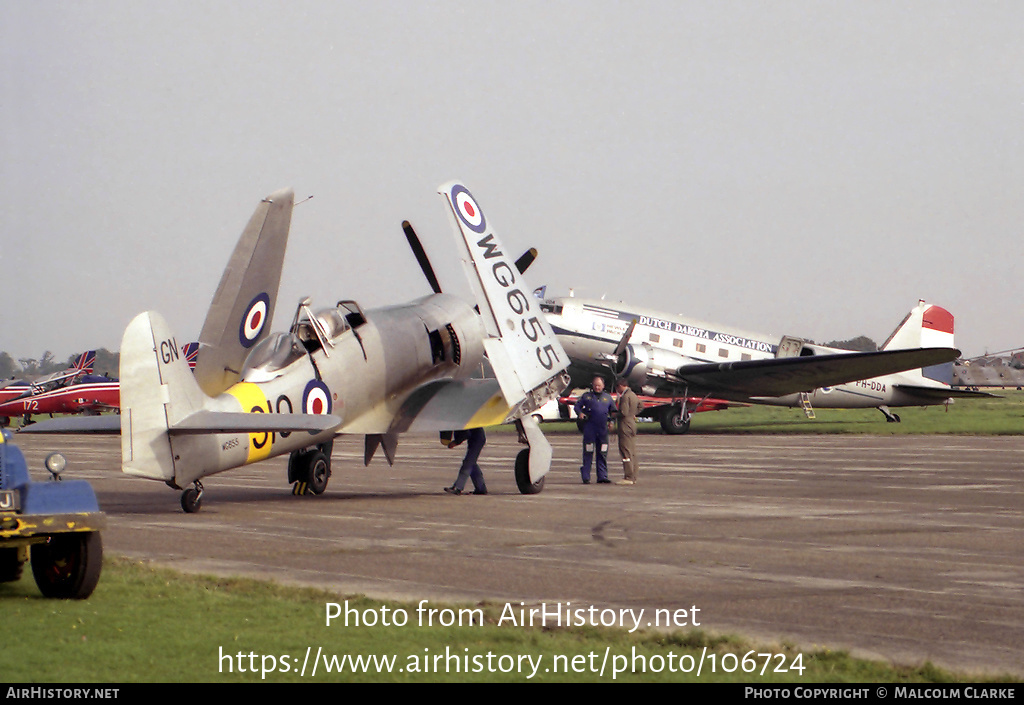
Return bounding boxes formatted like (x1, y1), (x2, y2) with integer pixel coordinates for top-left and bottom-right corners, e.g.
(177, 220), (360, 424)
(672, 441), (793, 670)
(24, 184), (570, 512)
(541, 296), (967, 433)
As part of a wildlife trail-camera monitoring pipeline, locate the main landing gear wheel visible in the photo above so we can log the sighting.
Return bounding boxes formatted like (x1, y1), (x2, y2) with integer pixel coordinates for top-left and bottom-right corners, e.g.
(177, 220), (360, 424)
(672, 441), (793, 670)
(288, 444), (332, 496)
(514, 448), (545, 495)
(660, 407), (691, 434)
(181, 482), (204, 513)
(304, 451), (330, 495)
(30, 532), (103, 599)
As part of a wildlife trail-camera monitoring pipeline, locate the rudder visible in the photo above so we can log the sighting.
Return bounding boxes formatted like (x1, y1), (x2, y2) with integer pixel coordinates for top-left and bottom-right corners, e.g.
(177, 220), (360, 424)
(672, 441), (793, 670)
(880, 301), (955, 385)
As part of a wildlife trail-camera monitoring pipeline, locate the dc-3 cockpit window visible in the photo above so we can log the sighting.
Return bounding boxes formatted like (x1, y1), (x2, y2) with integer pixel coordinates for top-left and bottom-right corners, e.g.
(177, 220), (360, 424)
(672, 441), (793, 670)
(242, 332), (308, 379)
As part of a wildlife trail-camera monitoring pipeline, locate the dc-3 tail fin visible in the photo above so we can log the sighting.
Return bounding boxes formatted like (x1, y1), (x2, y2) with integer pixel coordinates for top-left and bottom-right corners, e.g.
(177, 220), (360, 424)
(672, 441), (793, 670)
(880, 301), (956, 385)
(439, 181), (571, 484)
(194, 188), (294, 397)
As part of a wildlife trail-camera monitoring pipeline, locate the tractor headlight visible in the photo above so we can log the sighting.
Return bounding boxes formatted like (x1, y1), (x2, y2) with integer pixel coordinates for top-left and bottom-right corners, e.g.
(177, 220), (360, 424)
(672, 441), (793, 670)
(44, 453), (67, 479)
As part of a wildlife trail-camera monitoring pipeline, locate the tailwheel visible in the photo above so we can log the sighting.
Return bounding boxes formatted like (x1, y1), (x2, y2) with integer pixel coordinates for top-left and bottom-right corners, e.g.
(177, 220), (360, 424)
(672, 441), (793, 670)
(514, 448), (545, 495)
(878, 406), (902, 423)
(30, 532), (103, 599)
(181, 482), (204, 513)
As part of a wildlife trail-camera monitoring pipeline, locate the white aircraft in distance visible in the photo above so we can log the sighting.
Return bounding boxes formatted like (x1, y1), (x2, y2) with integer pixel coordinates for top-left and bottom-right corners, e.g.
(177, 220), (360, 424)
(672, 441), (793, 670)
(24, 183), (570, 512)
(539, 296), (971, 433)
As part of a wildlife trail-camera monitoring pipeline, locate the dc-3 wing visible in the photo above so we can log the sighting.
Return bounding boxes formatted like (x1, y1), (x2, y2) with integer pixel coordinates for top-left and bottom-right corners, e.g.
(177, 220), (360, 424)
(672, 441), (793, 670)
(673, 347), (961, 399)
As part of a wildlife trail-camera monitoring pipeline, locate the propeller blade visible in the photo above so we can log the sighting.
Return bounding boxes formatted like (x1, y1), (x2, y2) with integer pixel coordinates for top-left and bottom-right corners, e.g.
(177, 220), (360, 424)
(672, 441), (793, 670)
(402, 220), (443, 294)
(514, 248), (538, 274)
(613, 319), (637, 358)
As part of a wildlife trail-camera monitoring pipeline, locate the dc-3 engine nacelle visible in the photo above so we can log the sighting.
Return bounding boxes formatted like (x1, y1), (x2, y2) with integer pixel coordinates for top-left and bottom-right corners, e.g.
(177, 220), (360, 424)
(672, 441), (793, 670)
(613, 343), (689, 391)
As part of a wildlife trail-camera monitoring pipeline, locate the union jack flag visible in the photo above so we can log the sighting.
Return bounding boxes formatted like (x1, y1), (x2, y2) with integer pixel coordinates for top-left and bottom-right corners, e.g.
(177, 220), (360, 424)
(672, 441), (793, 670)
(182, 342), (200, 371)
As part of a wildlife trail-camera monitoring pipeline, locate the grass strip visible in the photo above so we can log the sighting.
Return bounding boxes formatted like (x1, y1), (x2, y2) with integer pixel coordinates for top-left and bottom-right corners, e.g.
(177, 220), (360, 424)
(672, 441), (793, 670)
(1, 557), (1016, 683)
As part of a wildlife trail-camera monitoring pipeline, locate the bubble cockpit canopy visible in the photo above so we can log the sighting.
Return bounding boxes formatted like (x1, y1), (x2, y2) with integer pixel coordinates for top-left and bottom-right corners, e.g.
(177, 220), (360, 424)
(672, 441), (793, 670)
(241, 332), (308, 382)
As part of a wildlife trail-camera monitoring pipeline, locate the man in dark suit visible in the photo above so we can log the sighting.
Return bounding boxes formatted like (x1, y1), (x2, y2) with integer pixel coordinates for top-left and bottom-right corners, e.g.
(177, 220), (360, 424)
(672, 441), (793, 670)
(444, 427), (488, 495)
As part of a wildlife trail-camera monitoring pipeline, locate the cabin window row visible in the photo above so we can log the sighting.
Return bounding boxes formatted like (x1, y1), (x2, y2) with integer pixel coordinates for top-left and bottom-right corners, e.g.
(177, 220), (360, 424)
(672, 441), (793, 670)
(647, 334), (751, 361)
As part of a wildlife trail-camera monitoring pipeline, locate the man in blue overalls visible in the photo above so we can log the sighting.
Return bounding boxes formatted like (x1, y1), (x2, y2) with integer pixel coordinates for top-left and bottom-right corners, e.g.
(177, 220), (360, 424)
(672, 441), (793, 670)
(574, 376), (616, 484)
(444, 427), (488, 495)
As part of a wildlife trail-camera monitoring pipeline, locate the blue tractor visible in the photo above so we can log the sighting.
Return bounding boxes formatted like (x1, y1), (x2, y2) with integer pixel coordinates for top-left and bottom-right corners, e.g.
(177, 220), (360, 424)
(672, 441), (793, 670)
(0, 430), (104, 598)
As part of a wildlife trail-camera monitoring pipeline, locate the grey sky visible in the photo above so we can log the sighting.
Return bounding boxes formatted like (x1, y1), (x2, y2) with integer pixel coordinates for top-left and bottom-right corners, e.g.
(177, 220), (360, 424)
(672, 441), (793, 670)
(2, 1), (1021, 363)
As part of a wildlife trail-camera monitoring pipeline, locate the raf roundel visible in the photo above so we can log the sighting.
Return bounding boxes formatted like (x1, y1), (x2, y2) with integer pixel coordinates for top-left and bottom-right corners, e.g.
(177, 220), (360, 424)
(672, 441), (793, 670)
(451, 185), (487, 234)
(239, 293), (271, 348)
(303, 379), (332, 416)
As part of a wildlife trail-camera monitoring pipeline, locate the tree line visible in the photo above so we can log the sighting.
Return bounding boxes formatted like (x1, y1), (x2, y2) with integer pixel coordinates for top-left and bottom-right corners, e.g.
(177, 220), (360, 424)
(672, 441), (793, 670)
(822, 336), (878, 352)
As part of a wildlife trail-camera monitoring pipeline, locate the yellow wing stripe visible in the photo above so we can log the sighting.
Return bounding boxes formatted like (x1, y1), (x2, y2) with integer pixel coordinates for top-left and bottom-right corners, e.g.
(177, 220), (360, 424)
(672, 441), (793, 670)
(225, 382), (273, 464)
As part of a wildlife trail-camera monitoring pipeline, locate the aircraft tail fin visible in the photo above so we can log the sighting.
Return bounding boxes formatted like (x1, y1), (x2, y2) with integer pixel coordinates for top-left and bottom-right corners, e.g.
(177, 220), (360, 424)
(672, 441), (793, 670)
(182, 342), (200, 371)
(73, 351), (96, 373)
(120, 310), (341, 486)
(193, 188), (294, 397)
(880, 301), (956, 385)
(120, 311), (208, 483)
(438, 181), (570, 483)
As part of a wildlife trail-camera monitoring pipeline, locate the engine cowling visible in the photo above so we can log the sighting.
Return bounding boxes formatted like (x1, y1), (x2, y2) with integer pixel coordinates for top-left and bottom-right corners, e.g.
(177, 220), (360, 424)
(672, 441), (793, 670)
(614, 343), (693, 391)
(613, 343), (651, 388)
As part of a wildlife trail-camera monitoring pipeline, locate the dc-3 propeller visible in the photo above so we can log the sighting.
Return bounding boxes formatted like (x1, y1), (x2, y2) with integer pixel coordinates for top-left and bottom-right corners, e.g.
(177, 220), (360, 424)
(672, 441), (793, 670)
(603, 317), (705, 433)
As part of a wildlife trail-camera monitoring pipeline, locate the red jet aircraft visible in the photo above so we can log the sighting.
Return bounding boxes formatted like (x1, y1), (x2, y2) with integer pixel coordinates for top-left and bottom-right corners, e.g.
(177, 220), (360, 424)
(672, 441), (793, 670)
(0, 345), (197, 426)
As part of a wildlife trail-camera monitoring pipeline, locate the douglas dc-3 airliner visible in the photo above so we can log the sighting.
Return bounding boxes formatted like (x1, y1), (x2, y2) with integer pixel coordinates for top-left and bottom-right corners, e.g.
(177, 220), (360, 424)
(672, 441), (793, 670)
(541, 296), (972, 433)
